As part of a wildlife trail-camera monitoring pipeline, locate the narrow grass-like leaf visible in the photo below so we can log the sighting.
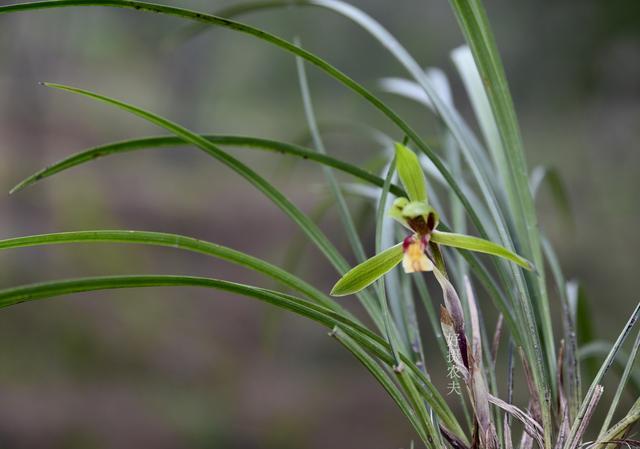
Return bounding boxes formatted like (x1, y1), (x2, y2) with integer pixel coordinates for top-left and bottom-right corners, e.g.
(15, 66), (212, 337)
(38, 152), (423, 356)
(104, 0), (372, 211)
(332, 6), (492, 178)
(210, 0), (499, 198)
(331, 243), (403, 297)
(0, 230), (346, 314)
(0, 275), (365, 335)
(40, 85), (346, 270)
(488, 395), (544, 448)
(431, 230), (533, 270)
(10, 135), (405, 197)
(567, 385), (604, 449)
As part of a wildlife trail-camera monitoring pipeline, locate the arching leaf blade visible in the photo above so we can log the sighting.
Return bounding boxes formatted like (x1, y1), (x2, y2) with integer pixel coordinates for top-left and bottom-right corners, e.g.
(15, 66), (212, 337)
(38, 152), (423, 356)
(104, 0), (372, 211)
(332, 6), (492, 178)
(0, 230), (345, 313)
(10, 135), (404, 197)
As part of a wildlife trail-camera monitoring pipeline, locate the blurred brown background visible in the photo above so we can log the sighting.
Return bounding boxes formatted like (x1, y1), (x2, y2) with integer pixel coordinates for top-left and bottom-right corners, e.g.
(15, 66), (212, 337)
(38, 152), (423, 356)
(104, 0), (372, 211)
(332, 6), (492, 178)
(0, 0), (638, 448)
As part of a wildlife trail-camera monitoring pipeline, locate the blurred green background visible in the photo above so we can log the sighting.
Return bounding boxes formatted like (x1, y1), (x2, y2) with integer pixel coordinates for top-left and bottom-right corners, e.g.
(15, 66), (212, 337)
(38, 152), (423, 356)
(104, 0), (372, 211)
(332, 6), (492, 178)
(0, 0), (638, 447)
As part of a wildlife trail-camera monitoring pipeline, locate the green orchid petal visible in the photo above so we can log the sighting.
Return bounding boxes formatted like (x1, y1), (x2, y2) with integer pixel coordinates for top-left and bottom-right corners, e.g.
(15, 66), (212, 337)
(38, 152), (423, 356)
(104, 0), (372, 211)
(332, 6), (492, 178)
(401, 201), (432, 219)
(331, 243), (403, 296)
(431, 230), (534, 271)
(388, 197), (411, 229)
(395, 142), (428, 203)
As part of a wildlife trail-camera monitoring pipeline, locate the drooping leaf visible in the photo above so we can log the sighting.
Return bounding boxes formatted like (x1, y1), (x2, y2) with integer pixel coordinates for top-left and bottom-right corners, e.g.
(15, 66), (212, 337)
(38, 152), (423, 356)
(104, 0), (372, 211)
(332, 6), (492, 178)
(331, 243), (403, 297)
(431, 230), (534, 271)
(0, 275), (369, 339)
(9, 135), (405, 198)
(0, 230), (344, 314)
(395, 142), (427, 203)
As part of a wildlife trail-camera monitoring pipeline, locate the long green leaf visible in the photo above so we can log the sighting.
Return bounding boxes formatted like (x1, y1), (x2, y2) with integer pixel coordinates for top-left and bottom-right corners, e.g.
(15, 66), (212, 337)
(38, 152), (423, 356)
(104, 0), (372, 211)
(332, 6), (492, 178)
(0, 230), (343, 313)
(0, 275), (348, 330)
(331, 243), (403, 297)
(10, 135), (404, 197)
(568, 280), (599, 378)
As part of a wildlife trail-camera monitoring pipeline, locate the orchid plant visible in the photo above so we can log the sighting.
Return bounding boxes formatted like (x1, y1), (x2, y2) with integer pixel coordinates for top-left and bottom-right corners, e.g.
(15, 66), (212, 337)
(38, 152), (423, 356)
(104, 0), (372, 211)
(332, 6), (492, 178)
(1, 1), (639, 448)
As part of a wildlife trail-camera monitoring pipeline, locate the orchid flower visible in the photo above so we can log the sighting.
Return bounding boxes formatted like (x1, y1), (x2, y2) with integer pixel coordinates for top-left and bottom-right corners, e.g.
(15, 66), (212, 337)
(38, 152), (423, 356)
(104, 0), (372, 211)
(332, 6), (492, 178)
(331, 143), (533, 297)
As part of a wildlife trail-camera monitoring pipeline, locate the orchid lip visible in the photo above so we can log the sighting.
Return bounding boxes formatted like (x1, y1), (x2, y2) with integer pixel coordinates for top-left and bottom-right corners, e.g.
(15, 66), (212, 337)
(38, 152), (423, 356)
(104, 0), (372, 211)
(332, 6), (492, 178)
(401, 234), (433, 273)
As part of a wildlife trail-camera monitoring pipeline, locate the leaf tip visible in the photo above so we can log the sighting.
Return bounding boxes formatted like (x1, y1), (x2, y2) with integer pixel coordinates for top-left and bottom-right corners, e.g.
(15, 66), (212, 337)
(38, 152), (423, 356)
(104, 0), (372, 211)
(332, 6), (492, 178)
(9, 178), (33, 195)
(329, 284), (349, 297)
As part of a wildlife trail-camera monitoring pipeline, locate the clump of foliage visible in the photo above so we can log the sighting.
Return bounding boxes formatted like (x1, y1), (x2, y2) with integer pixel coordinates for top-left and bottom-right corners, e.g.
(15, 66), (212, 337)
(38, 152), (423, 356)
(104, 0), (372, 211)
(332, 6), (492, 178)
(0, 1), (638, 448)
